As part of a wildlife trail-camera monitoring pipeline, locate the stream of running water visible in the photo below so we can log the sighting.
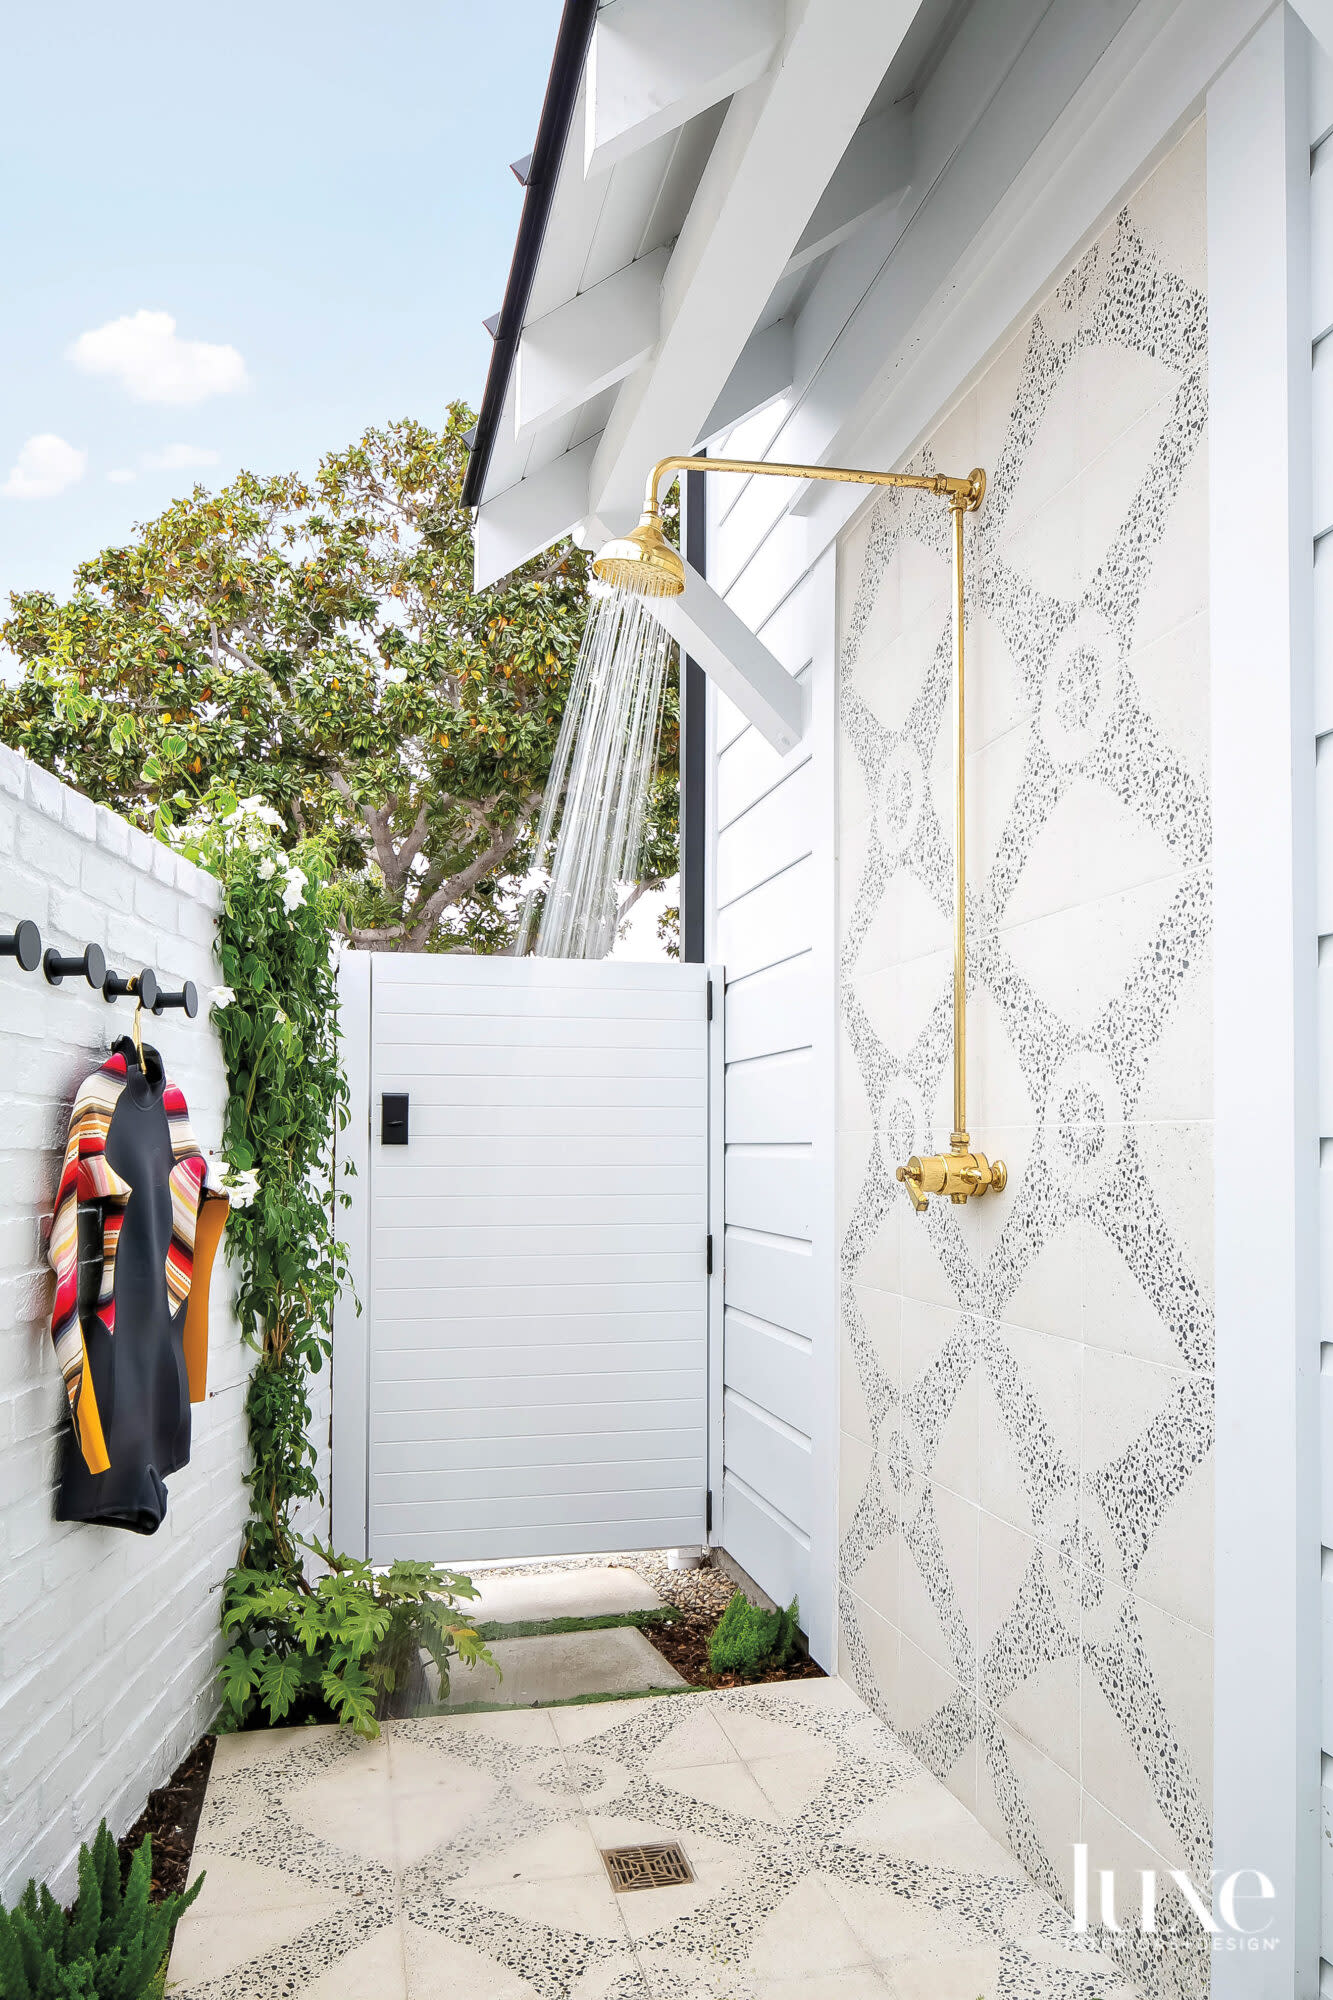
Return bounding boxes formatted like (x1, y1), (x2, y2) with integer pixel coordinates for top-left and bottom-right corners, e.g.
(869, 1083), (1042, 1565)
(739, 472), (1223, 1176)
(518, 579), (674, 958)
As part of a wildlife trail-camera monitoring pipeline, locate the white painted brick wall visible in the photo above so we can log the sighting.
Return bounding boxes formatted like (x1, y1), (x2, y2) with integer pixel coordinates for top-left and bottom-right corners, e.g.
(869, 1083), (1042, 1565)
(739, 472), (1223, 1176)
(0, 745), (328, 1902)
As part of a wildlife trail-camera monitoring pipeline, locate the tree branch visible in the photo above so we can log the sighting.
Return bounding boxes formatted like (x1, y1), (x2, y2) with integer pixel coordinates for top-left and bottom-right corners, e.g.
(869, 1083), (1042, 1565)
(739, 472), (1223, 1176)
(395, 803), (430, 880)
(616, 876), (664, 929)
(217, 635), (283, 696)
(401, 792), (543, 944)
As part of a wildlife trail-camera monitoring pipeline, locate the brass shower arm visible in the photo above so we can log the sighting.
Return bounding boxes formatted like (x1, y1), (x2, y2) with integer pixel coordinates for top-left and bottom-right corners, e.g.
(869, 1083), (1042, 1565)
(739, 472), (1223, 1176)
(642, 455), (985, 518)
(594, 451), (1004, 1214)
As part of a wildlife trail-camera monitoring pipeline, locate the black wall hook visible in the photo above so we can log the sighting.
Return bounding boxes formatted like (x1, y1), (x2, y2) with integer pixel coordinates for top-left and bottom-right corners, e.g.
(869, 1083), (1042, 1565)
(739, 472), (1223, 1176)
(103, 966), (158, 1010)
(1, 920), (42, 972)
(44, 942), (106, 989)
(153, 980), (198, 1019)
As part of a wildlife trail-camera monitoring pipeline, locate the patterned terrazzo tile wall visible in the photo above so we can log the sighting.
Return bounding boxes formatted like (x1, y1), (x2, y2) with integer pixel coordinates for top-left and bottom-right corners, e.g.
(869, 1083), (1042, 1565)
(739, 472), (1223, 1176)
(835, 123), (1211, 2000)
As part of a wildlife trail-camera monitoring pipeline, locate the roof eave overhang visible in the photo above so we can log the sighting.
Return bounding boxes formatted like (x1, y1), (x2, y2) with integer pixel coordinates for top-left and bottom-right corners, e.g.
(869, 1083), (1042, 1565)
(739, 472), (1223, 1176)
(460, 0), (599, 512)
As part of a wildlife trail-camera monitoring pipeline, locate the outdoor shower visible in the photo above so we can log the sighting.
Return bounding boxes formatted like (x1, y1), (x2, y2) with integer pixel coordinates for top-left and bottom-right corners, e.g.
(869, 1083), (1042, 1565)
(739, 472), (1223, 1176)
(594, 454), (1007, 1214)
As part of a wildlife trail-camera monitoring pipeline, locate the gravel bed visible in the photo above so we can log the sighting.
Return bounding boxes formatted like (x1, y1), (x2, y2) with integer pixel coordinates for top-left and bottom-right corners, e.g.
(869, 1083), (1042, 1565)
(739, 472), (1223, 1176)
(622, 1552), (737, 1616)
(460, 1549), (738, 1617)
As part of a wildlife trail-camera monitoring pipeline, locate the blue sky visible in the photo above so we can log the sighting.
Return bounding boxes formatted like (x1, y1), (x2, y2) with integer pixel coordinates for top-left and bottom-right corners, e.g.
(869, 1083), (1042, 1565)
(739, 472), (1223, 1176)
(0, 2), (562, 607)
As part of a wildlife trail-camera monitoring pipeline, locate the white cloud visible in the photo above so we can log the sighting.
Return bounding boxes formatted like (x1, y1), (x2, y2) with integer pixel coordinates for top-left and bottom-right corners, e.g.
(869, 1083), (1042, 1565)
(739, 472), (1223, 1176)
(107, 468), (136, 485)
(2, 434), (87, 499)
(142, 443), (221, 471)
(68, 309), (248, 406)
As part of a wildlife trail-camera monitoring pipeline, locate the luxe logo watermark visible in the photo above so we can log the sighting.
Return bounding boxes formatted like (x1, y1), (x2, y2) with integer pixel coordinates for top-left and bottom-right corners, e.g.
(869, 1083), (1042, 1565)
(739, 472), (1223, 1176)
(1070, 1846), (1278, 1952)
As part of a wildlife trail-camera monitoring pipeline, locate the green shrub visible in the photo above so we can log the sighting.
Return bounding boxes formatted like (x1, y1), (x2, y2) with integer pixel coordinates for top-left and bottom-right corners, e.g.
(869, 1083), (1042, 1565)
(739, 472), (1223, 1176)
(0, 1822), (202, 2000)
(219, 1538), (497, 1736)
(708, 1592), (801, 1677)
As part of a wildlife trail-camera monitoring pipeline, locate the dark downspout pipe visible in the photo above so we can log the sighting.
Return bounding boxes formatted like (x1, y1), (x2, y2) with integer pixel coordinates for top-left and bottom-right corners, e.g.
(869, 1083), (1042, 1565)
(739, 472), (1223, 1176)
(681, 464), (707, 964)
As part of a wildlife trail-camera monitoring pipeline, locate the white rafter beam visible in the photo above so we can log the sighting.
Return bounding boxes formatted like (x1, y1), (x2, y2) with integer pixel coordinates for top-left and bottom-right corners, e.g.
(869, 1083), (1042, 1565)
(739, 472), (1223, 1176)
(473, 438), (600, 592)
(654, 560), (805, 753)
(698, 318), (794, 444)
(783, 104), (912, 275)
(588, 0), (928, 529)
(575, 513), (804, 752)
(585, 0), (784, 179)
(516, 249), (668, 445)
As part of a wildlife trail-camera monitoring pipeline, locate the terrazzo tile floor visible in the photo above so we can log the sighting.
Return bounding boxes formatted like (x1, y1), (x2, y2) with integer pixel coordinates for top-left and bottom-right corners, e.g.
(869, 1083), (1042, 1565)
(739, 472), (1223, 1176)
(166, 1679), (1139, 2000)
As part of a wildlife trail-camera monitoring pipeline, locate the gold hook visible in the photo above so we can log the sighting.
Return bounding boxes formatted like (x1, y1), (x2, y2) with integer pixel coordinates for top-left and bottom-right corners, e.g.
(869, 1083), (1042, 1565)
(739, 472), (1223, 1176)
(131, 997), (145, 1067)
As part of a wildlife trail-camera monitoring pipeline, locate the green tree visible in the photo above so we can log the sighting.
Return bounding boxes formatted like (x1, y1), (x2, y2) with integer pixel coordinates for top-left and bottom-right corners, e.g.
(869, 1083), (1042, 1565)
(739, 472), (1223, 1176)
(0, 407), (679, 950)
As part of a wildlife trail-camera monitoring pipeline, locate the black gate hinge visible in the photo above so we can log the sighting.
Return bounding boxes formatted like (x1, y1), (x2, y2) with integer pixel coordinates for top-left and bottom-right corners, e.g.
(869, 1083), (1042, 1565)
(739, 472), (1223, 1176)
(707, 977), (713, 1021)
(706, 1489), (713, 1533)
(706, 1233), (714, 1275)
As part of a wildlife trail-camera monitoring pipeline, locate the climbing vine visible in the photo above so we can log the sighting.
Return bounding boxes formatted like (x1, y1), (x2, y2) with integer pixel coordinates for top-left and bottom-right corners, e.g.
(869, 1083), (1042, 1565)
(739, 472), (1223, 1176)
(180, 797), (351, 1576)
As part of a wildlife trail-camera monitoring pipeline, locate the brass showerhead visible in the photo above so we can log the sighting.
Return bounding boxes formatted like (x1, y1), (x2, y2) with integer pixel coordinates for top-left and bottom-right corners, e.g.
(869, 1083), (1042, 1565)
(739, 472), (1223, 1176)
(591, 510), (686, 597)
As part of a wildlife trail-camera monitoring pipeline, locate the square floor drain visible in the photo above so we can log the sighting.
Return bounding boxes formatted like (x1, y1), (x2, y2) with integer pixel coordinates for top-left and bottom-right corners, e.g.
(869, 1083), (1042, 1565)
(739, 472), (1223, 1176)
(600, 1841), (695, 1892)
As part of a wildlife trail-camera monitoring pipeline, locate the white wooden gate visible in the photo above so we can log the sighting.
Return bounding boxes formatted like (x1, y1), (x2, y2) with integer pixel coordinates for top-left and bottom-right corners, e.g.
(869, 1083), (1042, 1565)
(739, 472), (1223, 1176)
(332, 954), (712, 1563)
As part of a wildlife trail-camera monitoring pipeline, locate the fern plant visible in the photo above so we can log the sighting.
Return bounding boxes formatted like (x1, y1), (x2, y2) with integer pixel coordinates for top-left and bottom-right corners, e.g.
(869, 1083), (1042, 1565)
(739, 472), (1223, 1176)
(0, 1823), (202, 2000)
(219, 1538), (496, 1736)
(708, 1592), (801, 1678)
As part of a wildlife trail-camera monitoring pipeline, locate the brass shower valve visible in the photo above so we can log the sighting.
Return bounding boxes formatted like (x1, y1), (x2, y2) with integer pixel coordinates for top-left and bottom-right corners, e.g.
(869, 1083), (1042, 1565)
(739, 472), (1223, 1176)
(896, 1141), (1007, 1212)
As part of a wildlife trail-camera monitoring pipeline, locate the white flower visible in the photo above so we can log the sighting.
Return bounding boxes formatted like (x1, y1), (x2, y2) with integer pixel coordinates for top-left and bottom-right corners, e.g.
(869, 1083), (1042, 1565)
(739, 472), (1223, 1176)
(257, 855), (278, 881)
(209, 985), (236, 1008)
(238, 794), (284, 828)
(384, 665), (408, 685)
(281, 867), (307, 913)
(219, 1166), (261, 1209)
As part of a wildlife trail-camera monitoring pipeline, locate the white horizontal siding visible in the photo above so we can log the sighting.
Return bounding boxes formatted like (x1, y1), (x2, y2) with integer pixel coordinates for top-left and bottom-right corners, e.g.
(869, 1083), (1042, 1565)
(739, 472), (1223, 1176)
(724, 955), (813, 1060)
(374, 1013), (703, 1052)
(1311, 66), (1333, 1987)
(716, 761), (815, 907)
(373, 1280), (703, 1318)
(704, 495), (829, 1647)
(1315, 338), (1333, 538)
(721, 1476), (810, 1615)
(724, 1388), (812, 1530)
(1314, 536), (1333, 737)
(372, 1426), (703, 1472)
(725, 1050), (814, 1143)
(724, 1310), (815, 1435)
(717, 687), (811, 828)
(716, 858), (814, 979)
(726, 1149), (814, 1237)
(370, 1321), (700, 1358)
(724, 1231), (816, 1336)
